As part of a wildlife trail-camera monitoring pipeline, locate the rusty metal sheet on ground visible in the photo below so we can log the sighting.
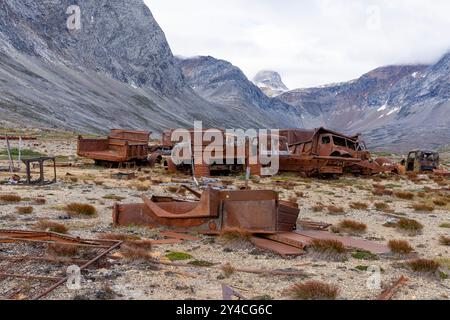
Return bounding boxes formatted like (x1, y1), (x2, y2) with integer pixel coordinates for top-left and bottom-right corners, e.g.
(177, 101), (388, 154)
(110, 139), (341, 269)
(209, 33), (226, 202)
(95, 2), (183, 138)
(250, 237), (304, 256)
(295, 230), (390, 254)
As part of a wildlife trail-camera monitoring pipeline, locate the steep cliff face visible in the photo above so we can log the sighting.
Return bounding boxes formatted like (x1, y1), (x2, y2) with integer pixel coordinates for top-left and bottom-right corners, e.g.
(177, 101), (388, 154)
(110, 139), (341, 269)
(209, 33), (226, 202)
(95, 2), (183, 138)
(176, 56), (315, 129)
(0, 0), (184, 94)
(0, 0), (303, 134)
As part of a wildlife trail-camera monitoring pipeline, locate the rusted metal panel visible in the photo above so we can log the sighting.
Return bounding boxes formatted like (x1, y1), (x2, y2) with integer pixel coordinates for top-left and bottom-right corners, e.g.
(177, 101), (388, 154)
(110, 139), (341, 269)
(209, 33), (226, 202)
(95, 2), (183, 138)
(250, 237), (304, 256)
(77, 129), (150, 164)
(113, 189), (300, 234)
(265, 231), (390, 255)
(222, 284), (246, 300)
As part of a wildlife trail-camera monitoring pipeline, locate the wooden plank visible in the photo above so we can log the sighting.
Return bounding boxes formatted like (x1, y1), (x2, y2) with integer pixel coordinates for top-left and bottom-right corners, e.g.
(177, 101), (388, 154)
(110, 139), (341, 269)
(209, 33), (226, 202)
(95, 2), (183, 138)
(295, 230), (390, 254)
(250, 237), (304, 256)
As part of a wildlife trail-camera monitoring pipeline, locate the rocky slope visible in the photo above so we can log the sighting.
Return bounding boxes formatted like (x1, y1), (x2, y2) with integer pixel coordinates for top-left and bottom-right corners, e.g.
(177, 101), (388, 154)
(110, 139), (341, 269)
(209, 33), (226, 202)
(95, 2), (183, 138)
(176, 56), (314, 129)
(252, 70), (289, 97)
(0, 0), (302, 134)
(277, 58), (450, 151)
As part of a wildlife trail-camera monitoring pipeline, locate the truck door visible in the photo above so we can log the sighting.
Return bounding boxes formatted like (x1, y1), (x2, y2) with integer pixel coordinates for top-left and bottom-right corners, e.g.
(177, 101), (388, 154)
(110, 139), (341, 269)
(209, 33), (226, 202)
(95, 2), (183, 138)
(406, 152), (416, 172)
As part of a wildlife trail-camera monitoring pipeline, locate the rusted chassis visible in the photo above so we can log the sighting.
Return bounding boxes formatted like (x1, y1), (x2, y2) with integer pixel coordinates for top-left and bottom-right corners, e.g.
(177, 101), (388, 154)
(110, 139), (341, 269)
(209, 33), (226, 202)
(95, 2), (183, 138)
(77, 129), (150, 164)
(160, 129), (251, 178)
(113, 189), (300, 234)
(278, 128), (397, 176)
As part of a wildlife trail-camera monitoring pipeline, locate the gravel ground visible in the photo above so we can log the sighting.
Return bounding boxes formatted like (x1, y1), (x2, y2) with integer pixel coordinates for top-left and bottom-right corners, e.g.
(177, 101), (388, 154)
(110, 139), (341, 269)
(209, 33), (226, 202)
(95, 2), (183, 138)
(0, 135), (449, 300)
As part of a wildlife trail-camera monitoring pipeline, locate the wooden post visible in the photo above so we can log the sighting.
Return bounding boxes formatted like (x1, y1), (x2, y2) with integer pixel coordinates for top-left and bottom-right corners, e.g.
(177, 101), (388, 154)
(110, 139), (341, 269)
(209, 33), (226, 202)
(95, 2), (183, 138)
(5, 135), (14, 174)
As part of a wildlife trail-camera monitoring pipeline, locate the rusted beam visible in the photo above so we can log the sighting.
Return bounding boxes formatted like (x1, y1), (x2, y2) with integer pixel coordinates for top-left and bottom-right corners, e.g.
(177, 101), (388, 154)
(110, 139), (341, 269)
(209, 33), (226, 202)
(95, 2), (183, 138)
(0, 273), (63, 282)
(377, 276), (408, 300)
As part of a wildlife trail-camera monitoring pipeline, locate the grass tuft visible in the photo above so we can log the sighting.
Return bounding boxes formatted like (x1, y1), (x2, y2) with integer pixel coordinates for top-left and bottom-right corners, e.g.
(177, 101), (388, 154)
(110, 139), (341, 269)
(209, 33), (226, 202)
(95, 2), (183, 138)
(388, 240), (414, 255)
(35, 220), (68, 234)
(221, 263), (236, 278)
(0, 194), (22, 203)
(66, 203), (97, 217)
(327, 206), (345, 215)
(439, 236), (450, 246)
(16, 206), (33, 214)
(285, 281), (339, 300)
(396, 218), (423, 235)
(350, 202), (369, 210)
(337, 220), (367, 233)
(47, 244), (79, 257)
(412, 203), (435, 212)
(394, 191), (415, 200)
(407, 259), (440, 273)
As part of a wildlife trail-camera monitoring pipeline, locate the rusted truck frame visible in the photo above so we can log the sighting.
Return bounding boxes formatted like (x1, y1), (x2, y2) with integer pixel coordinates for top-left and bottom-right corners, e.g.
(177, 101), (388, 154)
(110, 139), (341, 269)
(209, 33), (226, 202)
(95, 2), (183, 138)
(278, 128), (396, 176)
(113, 188), (300, 234)
(158, 129), (251, 177)
(77, 129), (150, 165)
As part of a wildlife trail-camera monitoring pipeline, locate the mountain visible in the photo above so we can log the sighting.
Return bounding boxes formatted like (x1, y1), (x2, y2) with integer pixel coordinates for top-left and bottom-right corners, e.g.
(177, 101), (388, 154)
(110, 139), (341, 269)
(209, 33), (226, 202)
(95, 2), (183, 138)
(176, 56), (313, 128)
(252, 70), (289, 97)
(0, 0), (302, 134)
(277, 59), (450, 152)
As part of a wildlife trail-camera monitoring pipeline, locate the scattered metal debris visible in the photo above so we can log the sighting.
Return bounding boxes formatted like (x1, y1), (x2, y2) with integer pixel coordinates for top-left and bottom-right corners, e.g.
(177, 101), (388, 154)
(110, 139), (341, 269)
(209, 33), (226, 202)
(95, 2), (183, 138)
(0, 230), (122, 300)
(111, 172), (137, 180)
(22, 157), (57, 185)
(113, 188), (300, 234)
(298, 220), (332, 231)
(77, 129), (150, 165)
(377, 276), (408, 300)
(222, 284), (246, 300)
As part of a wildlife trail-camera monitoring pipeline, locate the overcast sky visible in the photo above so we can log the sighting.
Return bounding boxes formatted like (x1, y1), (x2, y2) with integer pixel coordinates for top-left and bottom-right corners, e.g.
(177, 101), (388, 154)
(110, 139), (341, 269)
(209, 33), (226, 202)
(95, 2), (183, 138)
(145, 0), (450, 89)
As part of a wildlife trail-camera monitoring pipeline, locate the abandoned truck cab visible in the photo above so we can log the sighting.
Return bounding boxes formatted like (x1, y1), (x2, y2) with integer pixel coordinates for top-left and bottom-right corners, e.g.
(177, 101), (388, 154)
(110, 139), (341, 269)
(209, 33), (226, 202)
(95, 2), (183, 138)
(405, 150), (440, 173)
(278, 128), (393, 176)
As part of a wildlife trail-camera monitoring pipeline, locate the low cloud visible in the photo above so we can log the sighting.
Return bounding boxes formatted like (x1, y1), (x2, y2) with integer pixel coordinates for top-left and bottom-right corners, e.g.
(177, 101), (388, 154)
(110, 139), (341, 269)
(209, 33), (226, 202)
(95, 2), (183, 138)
(145, 0), (450, 89)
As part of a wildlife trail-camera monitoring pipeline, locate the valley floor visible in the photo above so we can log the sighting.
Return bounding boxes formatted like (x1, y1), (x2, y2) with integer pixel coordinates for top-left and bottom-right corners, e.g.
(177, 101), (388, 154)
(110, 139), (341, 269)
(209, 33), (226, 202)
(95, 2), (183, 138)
(0, 133), (449, 300)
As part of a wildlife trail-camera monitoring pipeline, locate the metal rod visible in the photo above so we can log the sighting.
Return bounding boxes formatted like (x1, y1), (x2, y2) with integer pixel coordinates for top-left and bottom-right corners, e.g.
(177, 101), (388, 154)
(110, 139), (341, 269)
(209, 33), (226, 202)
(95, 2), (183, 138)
(0, 273), (63, 282)
(0, 237), (112, 248)
(0, 254), (90, 265)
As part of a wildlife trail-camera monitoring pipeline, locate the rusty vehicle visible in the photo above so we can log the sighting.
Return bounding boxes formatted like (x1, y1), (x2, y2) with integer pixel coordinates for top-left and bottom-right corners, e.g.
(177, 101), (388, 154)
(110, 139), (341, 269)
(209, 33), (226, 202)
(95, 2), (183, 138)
(403, 150), (449, 175)
(278, 128), (396, 176)
(77, 129), (150, 165)
(157, 129), (254, 177)
(113, 188), (300, 234)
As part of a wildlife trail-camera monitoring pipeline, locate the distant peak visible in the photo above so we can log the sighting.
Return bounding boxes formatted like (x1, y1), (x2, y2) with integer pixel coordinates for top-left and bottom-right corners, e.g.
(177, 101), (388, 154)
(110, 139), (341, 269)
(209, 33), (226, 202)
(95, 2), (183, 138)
(252, 70), (288, 97)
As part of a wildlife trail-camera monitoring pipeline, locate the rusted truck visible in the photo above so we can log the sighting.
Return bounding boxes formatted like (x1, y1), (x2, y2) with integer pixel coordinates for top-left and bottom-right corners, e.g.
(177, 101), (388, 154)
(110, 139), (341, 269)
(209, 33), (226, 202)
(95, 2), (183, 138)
(278, 128), (396, 176)
(77, 129), (150, 165)
(401, 150), (449, 176)
(156, 129), (253, 177)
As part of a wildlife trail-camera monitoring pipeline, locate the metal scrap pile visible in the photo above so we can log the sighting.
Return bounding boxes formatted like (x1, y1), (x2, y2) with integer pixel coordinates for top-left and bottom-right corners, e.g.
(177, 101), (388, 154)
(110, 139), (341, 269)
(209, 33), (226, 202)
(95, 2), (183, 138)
(0, 230), (121, 300)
